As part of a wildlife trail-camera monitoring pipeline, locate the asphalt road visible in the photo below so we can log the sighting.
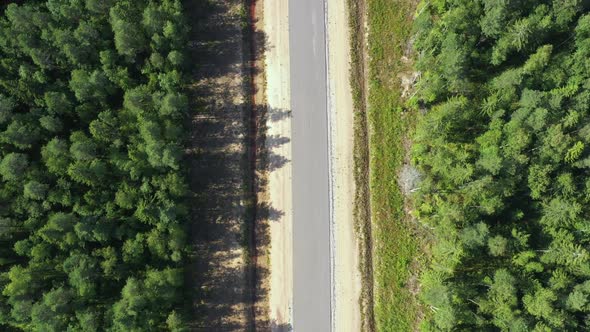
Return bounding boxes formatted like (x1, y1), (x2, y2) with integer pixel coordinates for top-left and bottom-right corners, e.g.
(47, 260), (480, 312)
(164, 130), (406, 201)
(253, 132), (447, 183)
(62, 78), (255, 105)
(289, 0), (332, 330)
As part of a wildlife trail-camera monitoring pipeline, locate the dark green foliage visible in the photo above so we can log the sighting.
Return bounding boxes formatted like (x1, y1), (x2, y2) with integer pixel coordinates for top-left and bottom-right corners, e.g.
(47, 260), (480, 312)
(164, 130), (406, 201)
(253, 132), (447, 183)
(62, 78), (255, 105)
(0, 0), (189, 330)
(413, 0), (590, 330)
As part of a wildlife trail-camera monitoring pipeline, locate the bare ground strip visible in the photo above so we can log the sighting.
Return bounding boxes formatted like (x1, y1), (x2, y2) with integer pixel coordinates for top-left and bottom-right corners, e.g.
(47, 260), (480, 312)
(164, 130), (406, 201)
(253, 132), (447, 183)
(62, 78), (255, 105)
(184, 0), (253, 330)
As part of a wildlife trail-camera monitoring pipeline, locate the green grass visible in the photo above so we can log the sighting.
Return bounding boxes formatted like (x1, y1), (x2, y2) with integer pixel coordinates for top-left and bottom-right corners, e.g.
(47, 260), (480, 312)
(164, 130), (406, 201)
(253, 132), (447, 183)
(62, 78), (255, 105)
(366, 0), (421, 330)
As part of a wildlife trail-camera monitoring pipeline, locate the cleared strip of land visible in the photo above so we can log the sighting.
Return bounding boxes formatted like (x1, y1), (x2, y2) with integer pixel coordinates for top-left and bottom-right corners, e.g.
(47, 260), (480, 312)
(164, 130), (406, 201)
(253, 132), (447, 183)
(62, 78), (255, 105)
(186, 0), (252, 330)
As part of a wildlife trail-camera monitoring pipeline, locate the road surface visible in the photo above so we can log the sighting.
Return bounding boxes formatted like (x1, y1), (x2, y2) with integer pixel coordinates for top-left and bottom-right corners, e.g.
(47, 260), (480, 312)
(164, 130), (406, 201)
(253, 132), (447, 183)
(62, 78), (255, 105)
(290, 0), (333, 330)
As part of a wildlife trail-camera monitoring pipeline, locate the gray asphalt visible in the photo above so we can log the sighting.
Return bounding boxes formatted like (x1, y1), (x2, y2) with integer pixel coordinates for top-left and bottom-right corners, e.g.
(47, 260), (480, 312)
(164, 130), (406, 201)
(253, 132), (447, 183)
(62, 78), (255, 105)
(289, 0), (332, 330)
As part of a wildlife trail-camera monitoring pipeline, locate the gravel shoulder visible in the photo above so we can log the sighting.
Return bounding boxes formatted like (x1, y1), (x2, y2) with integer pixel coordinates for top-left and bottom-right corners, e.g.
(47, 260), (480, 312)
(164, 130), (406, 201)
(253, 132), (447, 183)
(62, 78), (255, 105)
(327, 0), (362, 331)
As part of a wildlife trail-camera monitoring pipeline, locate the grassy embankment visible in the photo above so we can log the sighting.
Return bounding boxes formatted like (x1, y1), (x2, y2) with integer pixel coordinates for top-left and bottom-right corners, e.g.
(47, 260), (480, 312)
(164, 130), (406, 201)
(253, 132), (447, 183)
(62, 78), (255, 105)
(365, 0), (423, 330)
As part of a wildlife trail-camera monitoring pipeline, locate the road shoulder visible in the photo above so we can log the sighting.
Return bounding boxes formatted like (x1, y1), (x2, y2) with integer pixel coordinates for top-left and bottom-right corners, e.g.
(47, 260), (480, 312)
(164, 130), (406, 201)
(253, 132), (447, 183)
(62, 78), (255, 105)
(261, 0), (293, 330)
(327, 0), (362, 331)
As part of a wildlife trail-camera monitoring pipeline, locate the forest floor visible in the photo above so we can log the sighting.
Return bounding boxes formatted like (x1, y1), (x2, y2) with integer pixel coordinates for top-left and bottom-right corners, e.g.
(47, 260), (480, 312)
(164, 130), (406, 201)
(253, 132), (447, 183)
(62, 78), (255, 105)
(327, 0), (362, 331)
(185, 0), (254, 330)
(261, 0), (293, 330)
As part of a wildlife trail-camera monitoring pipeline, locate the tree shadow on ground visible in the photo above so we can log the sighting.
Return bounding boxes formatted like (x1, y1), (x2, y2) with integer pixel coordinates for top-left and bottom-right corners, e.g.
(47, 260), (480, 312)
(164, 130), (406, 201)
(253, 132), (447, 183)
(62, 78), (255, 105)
(271, 321), (293, 332)
(183, 0), (291, 331)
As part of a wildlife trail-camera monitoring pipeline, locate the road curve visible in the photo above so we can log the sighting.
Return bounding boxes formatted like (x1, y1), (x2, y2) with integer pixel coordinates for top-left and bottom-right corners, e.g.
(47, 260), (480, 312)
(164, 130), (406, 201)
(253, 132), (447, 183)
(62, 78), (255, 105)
(289, 0), (332, 330)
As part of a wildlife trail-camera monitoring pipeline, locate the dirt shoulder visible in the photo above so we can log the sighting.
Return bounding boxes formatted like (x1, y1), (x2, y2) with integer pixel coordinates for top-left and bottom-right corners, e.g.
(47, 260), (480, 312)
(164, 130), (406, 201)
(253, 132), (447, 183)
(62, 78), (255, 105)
(327, 0), (362, 331)
(347, 0), (376, 330)
(261, 0), (293, 330)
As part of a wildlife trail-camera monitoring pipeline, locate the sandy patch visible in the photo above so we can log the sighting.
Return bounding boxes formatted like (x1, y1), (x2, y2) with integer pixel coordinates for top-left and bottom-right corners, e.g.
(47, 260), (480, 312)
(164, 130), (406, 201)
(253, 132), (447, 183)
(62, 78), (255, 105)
(327, 0), (362, 331)
(263, 0), (293, 330)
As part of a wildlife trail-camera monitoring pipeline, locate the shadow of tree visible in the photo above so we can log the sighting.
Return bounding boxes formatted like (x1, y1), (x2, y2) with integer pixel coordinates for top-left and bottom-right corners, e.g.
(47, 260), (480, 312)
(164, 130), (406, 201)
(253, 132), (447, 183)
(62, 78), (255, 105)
(183, 0), (291, 331)
(184, 0), (262, 330)
(257, 202), (285, 224)
(269, 109), (292, 123)
(271, 321), (293, 332)
(265, 135), (291, 149)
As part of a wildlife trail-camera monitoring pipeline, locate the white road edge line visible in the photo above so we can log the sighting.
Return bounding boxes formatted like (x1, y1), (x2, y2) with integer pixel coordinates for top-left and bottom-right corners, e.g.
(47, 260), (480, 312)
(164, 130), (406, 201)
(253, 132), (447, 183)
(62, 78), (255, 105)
(323, 0), (336, 331)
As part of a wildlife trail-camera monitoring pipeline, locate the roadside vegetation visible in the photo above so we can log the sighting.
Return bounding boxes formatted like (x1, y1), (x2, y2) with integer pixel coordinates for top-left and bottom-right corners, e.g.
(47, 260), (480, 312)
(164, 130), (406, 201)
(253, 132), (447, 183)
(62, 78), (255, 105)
(0, 1), (190, 330)
(412, 0), (590, 330)
(364, 0), (423, 330)
(347, 0), (374, 329)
